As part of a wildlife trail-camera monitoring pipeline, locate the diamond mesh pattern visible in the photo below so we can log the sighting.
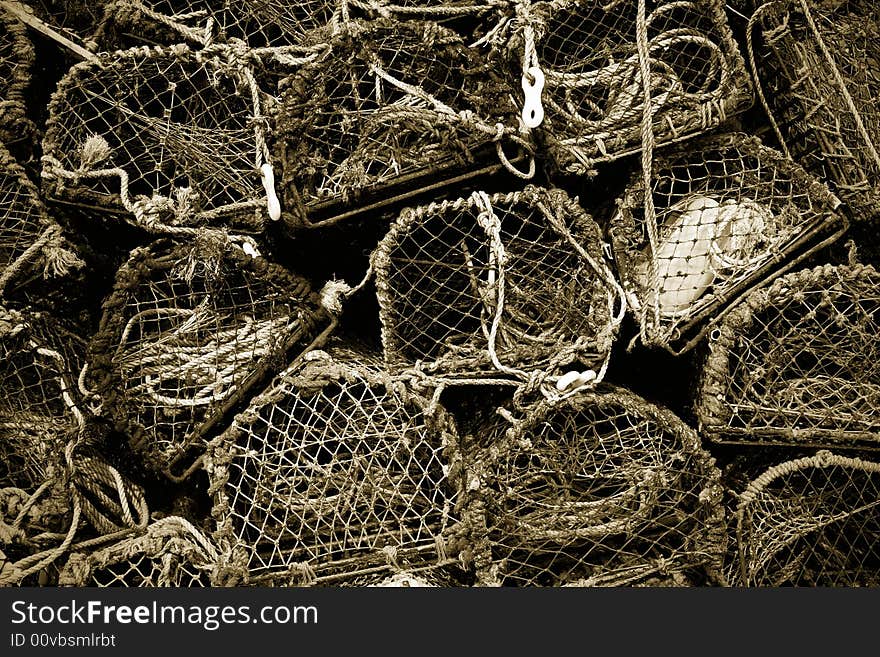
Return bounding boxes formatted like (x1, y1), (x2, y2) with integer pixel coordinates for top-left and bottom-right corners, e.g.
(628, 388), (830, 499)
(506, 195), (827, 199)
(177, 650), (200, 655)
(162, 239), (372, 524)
(699, 263), (880, 449)
(732, 451), (880, 586)
(208, 350), (467, 586)
(609, 132), (847, 352)
(86, 238), (326, 476)
(375, 185), (620, 381)
(468, 387), (726, 586)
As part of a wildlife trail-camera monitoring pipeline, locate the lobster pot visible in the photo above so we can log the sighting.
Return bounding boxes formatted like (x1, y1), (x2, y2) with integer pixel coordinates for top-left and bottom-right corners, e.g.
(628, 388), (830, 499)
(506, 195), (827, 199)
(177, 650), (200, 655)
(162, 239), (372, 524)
(500, 0), (752, 175)
(469, 387), (726, 587)
(58, 517), (223, 586)
(732, 451), (880, 586)
(0, 7), (33, 150)
(375, 185), (619, 381)
(274, 19), (525, 227)
(0, 306), (85, 490)
(699, 263), (880, 450)
(609, 132), (847, 353)
(207, 350), (469, 586)
(749, 0), (880, 220)
(86, 238), (327, 478)
(42, 44), (277, 234)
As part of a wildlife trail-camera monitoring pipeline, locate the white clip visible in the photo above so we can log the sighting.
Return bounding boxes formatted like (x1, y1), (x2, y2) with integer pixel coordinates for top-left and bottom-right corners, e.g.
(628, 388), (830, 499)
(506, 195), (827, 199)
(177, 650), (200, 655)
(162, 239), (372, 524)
(260, 162), (281, 221)
(521, 66), (545, 129)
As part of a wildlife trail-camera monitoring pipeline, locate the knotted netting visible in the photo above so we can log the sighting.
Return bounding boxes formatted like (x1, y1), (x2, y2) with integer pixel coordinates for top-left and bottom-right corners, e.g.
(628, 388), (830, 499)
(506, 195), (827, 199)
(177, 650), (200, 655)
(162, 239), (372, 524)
(41, 42), (281, 235)
(494, 0), (752, 175)
(746, 0), (880, 220)
(466, 386), (726, 586)
(207, 349), (470, 586)
(0, 6), (34, 150)
(58, 516), (227, 586)
(344, 0), (515, 38)
(96, 0), (336, 49)
(731, 450), (880, 586)
(0, 306), (85, 491)
(0, 145), (84, 300)
(273, 18), (532, 228)
(699, 263), (880, 450)
(609, 132), (848, 354)
(86, 237), (328, 480)
(374, 185), (625, 389)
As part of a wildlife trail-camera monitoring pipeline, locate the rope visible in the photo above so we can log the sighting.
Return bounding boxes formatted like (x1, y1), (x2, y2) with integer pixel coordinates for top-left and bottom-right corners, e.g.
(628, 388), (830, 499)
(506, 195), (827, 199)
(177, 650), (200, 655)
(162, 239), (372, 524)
(746, 1), (792, 158)
(795, 0), (880, 173)
(0, 224), (82, 297)
(636, 0), (663, 347)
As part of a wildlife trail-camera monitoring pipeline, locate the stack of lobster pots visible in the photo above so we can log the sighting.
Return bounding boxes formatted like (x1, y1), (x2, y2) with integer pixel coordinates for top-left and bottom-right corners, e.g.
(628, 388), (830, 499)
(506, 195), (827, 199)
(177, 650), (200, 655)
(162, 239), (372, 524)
(0, 0), (878, 588)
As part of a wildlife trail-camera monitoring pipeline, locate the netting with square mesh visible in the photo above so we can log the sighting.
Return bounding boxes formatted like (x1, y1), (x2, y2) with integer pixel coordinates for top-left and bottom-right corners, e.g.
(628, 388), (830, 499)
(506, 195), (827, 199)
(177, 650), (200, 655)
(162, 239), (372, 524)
(466, 386), (726, 586)
(731, 450), (880, 586)
(699, 263), (880, 450)
(747, 0), (880, 220)
(0, 306), (85, 491)
(0, 6), (34, 150)
(86, 237), (328, 480)
(58, 516), (227, 586)
(0, 145), (84, 300)
(41, 43), (281, 235)
(374, 185), (625, 389)
(207, 349), (470, 586)
(493, 0), (752, 175)
(609, 132), (847, 354)
(273, 18), (533, 228)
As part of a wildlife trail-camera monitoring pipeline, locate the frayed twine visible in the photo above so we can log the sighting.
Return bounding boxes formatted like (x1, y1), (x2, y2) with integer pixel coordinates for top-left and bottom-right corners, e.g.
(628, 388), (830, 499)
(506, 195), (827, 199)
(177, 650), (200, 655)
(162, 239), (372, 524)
(171, 230), (231, 285)
(43, 228), (85, 279)
(319, 279), (353, 317)
(78, 135), (113, 170)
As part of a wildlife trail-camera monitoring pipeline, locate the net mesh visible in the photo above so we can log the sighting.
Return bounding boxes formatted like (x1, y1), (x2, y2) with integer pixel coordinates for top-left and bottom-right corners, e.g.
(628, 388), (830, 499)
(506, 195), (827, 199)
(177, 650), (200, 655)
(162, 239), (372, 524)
(468, 386), (726, 586)
(0, 7), (34, 150)
(0, 146), (82, 297)
(374, 185), (622, 383)
(0, 306), (85, 491)
(749, 0), (880, 220)
(58, 516), (222, 586)
(499, 0), (752, 174)
(609, 132), (847, 353)
(273, 18), (526, 223)
(86, 237), (327, 477)
(97, 0), (336, 49)
(732, 450), (880, 586)
(699, 263), (880, 449)
(41, 43), (276, 235)
(208, 349), (468, 586)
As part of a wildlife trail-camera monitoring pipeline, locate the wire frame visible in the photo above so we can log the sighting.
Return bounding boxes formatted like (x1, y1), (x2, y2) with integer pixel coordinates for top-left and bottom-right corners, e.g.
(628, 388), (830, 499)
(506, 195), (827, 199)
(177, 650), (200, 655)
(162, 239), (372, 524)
(732, 450), (880, 586)
(748, 0), (880, 220)
(698, 263), (880, 450)
(273, 18), (526, 228)
(0, 6), (34, 150)
(499, 0), (752, 174)
(58, 516), (225, 586)
(374, 185), (621, 383)
(609, 132), (848, 354)
(468, 386), (726, 586)
(207, 349), (470, 586)
(86, 238), (327, 479)
(42, 43), (276, 235)
(0, 306), (85, 490)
